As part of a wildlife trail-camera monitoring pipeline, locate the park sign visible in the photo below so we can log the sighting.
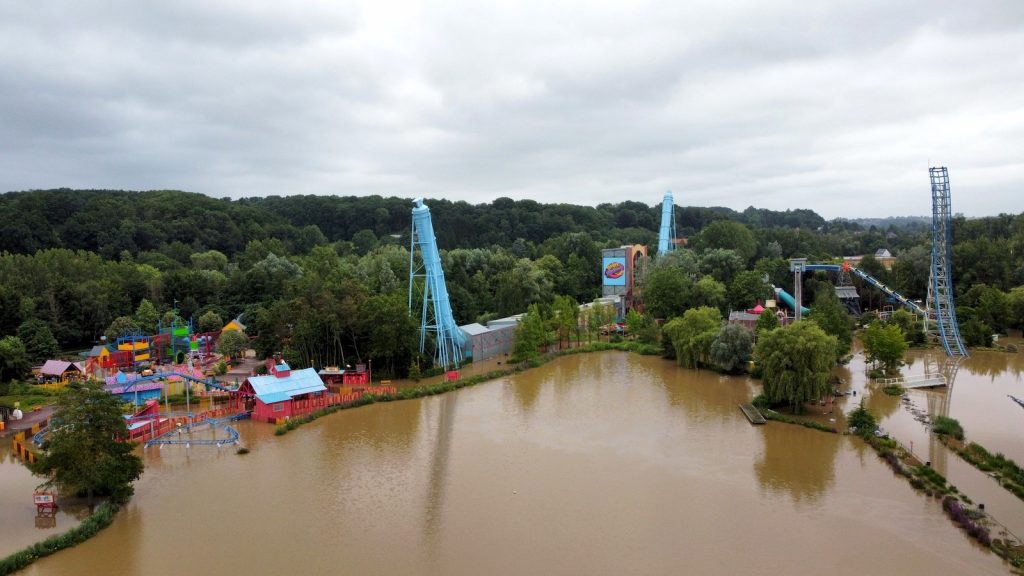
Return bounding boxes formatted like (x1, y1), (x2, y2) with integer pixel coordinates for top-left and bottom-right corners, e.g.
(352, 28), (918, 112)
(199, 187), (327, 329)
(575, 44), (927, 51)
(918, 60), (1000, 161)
(603, 257), (627, 286)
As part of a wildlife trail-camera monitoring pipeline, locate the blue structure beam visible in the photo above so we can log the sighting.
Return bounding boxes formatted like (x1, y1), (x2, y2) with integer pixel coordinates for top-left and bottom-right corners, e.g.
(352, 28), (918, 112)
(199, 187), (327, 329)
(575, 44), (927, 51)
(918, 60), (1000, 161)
(408, 198), (465, 370)
(657, 191), (676, 255)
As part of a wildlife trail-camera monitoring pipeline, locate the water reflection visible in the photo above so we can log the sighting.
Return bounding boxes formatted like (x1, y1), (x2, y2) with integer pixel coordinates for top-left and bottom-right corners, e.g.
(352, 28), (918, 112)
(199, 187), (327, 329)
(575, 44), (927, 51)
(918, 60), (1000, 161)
(423, 392), (457, 539)
(755, 425), (839, 505)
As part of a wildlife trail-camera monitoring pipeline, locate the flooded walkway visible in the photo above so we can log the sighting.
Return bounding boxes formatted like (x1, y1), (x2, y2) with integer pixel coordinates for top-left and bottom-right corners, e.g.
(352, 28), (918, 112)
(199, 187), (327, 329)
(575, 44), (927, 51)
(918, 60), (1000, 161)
(8, 351), (1018, 575)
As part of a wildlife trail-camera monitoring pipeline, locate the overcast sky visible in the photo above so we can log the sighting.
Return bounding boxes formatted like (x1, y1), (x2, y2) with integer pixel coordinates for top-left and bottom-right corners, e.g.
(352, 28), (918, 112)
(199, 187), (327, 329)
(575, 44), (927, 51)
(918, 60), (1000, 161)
(1, 1), (1021, 219)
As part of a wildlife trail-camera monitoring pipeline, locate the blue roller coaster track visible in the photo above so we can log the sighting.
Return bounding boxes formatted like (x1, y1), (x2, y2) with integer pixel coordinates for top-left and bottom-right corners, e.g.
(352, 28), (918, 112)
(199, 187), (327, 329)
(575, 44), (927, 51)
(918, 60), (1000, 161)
(408, 198), (465, 370)
(927, 167), (967, 357)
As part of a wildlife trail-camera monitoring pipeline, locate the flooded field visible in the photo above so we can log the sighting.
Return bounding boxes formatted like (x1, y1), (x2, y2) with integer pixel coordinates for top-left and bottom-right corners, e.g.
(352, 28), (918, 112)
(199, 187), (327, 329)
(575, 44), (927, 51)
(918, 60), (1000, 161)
(3, 350), (1020, 575)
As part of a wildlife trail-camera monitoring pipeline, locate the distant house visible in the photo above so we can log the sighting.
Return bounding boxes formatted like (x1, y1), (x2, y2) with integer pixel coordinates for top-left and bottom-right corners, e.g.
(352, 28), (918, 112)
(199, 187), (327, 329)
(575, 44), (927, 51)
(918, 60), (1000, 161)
(874, 249), (893, 259)
(238, 362), (328, 423)
(37, 360), (86, 385)
(222, 317), (247, 333)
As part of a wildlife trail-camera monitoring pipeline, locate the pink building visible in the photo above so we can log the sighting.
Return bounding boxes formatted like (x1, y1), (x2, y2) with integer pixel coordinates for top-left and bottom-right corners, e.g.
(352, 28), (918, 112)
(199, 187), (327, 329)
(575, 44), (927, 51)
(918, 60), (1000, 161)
(237, 362), (329, 423)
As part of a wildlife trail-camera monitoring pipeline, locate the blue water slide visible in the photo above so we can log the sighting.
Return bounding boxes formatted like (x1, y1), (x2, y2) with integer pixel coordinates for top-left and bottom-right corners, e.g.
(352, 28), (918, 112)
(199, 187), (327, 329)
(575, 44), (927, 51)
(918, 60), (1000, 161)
(804, 263), (925, 315)
(773, 286), (810, 315)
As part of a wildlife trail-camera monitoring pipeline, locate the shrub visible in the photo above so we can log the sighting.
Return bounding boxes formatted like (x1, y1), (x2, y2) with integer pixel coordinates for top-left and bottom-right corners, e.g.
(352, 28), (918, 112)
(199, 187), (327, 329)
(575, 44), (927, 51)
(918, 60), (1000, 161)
(882, 384), (904, 396)
(932, 416), (964, 441)
(847, 403), (877, 437)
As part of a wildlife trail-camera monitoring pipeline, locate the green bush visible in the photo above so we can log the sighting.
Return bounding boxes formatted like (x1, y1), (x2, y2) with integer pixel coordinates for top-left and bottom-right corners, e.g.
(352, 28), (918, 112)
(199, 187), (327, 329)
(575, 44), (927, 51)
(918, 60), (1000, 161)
(932, 416), (964, 441)
(882, 384), (905, 396)
(847, 403), (877, 437)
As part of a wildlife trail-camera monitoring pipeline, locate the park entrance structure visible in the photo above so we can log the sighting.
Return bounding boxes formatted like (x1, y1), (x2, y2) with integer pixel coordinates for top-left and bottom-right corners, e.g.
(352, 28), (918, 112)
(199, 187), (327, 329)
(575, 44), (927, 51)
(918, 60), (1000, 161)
(926, 167), (967, 357)
(408, 198), (465, 370)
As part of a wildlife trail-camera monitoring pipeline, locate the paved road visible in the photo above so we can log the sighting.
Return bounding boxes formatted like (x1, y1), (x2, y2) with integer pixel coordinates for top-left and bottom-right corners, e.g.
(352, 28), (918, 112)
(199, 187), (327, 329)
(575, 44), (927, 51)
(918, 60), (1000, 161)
(1, 405), (56, 437)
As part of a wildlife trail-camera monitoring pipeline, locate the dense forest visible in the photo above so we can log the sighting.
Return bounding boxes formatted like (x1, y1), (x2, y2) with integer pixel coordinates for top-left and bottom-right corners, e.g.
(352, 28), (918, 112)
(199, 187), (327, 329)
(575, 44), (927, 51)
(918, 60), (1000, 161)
(0, 188), (1022, 378)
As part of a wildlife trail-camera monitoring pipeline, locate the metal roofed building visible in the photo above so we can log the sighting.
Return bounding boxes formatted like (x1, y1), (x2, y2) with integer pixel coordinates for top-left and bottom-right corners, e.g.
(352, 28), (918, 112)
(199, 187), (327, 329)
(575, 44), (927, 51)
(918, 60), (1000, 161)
(238, 363), (328, 423)
(459, 322), (514, 363)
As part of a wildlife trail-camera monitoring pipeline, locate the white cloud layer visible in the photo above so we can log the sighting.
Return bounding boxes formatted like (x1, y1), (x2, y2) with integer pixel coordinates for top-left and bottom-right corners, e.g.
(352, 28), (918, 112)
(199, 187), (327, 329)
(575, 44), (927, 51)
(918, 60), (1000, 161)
(1, 0), (1021, 218)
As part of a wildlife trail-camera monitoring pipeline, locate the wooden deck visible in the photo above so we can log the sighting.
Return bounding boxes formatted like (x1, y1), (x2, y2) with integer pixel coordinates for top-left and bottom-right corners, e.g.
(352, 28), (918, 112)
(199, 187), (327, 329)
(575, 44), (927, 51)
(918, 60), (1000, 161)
(738, 403), (766, 425)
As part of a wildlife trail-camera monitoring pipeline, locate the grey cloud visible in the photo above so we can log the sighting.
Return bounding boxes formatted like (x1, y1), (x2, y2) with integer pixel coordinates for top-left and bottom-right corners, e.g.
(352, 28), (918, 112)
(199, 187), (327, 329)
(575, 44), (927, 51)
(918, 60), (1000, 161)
(1, 0), (1021, 218)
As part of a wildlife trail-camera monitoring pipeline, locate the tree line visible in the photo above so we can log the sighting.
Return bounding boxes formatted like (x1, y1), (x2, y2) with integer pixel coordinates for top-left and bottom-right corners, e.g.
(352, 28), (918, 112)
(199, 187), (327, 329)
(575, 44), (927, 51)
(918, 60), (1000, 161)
(0, 188), (1022, 386)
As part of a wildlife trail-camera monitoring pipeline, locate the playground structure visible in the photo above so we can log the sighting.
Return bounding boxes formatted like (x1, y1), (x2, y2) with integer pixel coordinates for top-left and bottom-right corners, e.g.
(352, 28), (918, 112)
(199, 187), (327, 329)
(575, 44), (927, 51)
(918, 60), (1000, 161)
(87, 314), (223, 377)
(408, 198), (465, 370)
(658, 190), (676, 255)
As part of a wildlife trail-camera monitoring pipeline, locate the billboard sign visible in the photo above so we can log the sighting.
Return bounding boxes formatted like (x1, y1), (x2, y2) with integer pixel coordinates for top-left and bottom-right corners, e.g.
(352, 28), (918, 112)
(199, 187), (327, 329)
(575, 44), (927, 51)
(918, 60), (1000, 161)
(602, 257), (627, 286)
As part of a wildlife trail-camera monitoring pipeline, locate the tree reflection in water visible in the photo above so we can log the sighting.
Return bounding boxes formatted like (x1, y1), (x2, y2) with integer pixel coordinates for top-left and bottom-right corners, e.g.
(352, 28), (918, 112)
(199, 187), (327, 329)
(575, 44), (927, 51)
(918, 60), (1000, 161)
(754, 424), (839, 505)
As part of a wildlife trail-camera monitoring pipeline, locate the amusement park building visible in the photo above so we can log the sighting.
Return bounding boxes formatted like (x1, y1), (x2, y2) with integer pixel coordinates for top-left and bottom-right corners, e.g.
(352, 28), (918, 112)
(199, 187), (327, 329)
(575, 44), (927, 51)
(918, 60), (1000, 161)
(238, 363), (328, 423)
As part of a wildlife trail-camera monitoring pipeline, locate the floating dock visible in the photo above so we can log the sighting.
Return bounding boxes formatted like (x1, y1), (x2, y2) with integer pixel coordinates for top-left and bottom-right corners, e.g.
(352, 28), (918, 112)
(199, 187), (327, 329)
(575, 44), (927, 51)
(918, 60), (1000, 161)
(738, 403), (766, 425)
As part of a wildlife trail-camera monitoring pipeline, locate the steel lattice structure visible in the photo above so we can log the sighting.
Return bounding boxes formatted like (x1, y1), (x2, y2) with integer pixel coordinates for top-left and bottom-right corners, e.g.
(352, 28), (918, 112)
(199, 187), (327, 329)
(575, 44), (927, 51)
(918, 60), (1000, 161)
(925, 167), (967, 357)
(408, 198), (465, 369)
(657, 190), (676, 255)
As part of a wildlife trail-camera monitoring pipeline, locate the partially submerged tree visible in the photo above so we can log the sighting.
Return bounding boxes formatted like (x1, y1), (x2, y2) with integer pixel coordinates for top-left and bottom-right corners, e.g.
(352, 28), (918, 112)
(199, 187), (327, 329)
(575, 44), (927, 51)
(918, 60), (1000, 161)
(32, 383), (144, 504)
(861, 321), (907, 373)
(754, 321), (837, 413)
(662, 306), (722, 369)
(709, 323), (753, 373)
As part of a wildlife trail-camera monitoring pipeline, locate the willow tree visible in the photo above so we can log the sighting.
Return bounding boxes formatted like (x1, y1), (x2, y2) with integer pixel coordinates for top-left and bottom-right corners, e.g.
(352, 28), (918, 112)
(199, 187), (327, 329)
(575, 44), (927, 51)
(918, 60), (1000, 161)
(662, 306), (721, 369)
(754, 321), (837, 413)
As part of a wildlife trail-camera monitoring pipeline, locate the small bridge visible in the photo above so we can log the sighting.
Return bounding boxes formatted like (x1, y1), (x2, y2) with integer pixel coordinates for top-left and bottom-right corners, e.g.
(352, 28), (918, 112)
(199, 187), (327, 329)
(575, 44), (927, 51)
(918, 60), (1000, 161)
(876, 374), (947, 389)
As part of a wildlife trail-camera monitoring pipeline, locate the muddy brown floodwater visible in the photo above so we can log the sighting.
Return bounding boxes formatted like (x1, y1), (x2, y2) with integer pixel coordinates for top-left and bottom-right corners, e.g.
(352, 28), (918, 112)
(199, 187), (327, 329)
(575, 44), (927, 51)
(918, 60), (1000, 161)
(10, 351), (1019, 575)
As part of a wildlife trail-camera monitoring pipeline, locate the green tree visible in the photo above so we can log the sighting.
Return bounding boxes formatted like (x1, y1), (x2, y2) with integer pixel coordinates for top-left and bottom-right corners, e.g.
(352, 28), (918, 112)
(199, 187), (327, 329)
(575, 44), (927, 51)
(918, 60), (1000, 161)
(754, 321), (837, 413)
(104, 316), (141, 343)
(190, 249), (228, 272)
(662, 306), (722, 369)
(709, 323), (753, 373)
(552, 295), (579, 349)
(16, 319), (60, 363)
(959, 318), (992, 348)
(698, 248), (744, 285)
(695, 220), (757, 264)
(586, 300), (615, 342)
(31, 382), (144, 504)
(216, 329), (250, 361)
(625, 309), (660, 345)
(807, 284), (853, 360)
(728, 270), (771, 311)
(847, 403), (877, 437)
(690, 275), (727, 313)
(1008, 286), (1024, 332)
(755, 310), (780, 337)
(358, 293), (416, 376)
(861, 321), (907, 373)
(512, 304), (548, 361)
(644, 266), (689, 319)
(888, 309), (924, 345)
(197, 310), (224, 335)
(0, 335), (30, 382)
(134, 299), (160, 335)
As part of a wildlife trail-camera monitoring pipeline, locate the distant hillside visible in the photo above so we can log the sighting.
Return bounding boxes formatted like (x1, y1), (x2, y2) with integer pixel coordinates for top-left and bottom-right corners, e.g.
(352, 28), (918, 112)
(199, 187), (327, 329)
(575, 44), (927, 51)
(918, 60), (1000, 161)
(1, 189), (829, 257)
(840, 216), (931, 230)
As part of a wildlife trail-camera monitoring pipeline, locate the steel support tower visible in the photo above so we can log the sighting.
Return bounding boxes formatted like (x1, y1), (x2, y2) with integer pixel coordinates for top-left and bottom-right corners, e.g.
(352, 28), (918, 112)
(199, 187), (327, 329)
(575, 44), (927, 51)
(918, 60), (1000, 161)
(925, 167), (967, 357)
(408, 198), (465, 369)
(657, 190), (676, 255)
(790, 258), (807, 321)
